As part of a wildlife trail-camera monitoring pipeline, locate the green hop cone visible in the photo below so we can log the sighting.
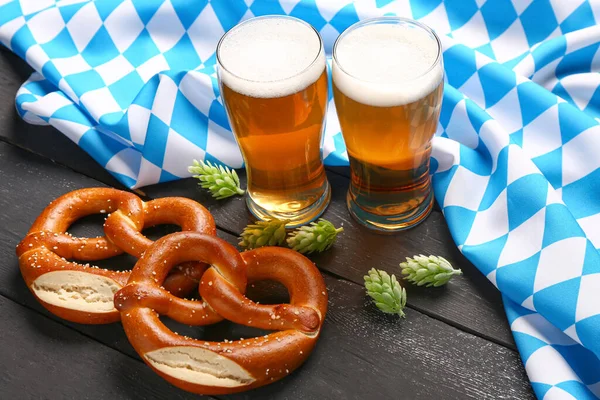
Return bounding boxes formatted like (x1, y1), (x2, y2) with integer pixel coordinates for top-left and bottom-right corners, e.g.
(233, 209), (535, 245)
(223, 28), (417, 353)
(188, 159), (245, 200)
(286, 219), (343, 254)
(364, 268), (407, 317)
(239, 218), (289, 249)
(400, 254), (462, 287)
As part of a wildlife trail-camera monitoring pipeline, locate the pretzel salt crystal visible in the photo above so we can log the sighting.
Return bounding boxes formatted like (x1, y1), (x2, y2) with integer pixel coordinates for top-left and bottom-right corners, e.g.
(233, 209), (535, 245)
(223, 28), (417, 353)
(16, 188), (216, 324)
(115, 232), (327, 395)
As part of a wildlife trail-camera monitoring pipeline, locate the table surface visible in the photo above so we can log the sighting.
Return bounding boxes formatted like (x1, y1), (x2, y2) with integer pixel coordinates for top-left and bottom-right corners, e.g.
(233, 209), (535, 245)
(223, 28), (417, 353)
(0, 49), (535, 400)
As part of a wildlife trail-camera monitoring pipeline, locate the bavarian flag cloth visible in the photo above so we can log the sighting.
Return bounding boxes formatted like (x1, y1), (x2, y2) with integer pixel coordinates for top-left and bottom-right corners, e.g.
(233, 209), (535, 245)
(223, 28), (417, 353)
(3, 1), (600, 398)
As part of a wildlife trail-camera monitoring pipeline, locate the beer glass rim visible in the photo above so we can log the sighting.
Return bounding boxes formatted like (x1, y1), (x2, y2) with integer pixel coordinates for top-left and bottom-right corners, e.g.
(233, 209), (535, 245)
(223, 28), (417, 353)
(216, 15), (324, 84)
(332, 17), (442, 84)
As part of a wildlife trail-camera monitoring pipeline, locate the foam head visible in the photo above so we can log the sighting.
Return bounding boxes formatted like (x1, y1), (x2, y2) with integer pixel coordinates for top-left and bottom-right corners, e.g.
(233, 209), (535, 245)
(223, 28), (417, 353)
(333, 19), (443, 107)
(217, 16), (326, 99)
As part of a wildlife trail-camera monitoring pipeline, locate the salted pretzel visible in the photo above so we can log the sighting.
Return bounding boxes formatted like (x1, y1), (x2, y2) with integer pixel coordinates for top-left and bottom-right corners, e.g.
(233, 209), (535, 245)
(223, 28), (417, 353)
(16, 188), (215, 324)
(115, 232), (327, 395)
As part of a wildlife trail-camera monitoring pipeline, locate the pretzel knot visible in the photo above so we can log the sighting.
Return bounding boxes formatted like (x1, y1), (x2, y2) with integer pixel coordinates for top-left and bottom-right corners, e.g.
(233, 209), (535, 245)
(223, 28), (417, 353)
(16, 188), (216, 324)
(115, 232), (328, 395)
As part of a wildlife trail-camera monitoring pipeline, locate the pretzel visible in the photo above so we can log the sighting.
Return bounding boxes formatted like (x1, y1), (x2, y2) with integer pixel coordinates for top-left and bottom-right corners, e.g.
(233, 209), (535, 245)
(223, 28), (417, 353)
(115, 232), (327, 395)
(16, 188), (216, 324)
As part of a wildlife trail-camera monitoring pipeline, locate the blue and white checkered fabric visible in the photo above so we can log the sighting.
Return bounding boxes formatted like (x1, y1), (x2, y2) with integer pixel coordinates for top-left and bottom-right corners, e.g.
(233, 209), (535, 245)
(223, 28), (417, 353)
(2, 1), (600, 398)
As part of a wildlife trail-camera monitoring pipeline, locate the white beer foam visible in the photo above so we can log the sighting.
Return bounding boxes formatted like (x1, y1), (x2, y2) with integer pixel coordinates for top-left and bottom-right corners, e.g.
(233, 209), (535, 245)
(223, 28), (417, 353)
(333, 23), (443, 107)
(218, 17), (325, 98)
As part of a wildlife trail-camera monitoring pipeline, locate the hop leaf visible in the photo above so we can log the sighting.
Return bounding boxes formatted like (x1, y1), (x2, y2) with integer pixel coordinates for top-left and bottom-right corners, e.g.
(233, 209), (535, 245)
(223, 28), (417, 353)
(239, 218), (289, 249)
(364, 268), (407, 317)
(400, 255), (462, 287)
(188, 159), (245, 200)
(286, 219), (343, 254)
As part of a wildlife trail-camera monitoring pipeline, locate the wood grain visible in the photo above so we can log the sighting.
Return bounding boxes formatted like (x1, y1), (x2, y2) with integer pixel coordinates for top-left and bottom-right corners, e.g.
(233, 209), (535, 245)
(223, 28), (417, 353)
(0, 49), (514, 347)
(0, 295), (210, 400)
(0, 141), (533, 398)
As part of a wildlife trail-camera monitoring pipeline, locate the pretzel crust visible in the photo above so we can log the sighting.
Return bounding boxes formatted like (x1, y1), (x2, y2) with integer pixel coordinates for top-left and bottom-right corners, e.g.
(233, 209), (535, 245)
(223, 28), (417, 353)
(16, 188), (215, 324)
(116, 232), (327, 395)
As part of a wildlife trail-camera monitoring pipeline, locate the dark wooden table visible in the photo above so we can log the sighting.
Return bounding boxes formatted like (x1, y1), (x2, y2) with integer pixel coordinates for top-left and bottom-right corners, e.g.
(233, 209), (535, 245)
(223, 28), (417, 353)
(0, 50), (534, 399)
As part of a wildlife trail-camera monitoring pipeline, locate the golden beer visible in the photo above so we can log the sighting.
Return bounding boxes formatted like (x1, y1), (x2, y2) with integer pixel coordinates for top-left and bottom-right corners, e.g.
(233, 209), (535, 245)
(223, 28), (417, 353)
(332, 18), (444, 232)
(217, 16), (330, 226)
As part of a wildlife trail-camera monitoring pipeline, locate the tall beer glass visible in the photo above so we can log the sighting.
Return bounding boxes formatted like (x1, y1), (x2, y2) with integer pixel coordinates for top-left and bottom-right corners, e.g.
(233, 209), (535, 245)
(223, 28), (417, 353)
(332, 18), (444, 232)
(217, 16), (330, 227)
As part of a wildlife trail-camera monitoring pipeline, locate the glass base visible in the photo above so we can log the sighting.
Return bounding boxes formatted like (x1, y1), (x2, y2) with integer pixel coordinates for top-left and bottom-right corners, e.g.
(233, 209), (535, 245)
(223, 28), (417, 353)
(347, 189), (434, 233)
(246, 181), (331, 228)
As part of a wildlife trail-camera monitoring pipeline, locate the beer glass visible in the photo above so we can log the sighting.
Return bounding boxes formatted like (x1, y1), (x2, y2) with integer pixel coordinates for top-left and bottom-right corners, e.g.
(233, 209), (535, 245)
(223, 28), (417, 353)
(216, 16), (330, 227)
(332, 17), (444, 232)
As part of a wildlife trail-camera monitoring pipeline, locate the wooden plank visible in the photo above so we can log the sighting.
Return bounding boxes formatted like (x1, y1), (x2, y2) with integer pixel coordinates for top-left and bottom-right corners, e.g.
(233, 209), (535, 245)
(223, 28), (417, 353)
(0, 295), (210, 400)
(0, 141), (532, 398)
(0, 276), (535, 400)
(248, 280), (534, 400)
(0, 51), (514, 347)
